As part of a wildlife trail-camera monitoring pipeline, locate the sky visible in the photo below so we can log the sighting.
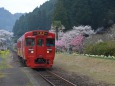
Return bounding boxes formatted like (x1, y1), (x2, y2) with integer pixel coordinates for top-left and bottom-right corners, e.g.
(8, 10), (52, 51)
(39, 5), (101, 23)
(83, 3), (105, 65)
(0, 0), (48, 14)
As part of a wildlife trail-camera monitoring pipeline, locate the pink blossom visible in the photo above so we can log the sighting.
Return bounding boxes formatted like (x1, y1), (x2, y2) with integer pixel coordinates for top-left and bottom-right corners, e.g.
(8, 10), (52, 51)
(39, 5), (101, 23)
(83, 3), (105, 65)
(55, 40), (65, 47)
(70, 35), (84, 46)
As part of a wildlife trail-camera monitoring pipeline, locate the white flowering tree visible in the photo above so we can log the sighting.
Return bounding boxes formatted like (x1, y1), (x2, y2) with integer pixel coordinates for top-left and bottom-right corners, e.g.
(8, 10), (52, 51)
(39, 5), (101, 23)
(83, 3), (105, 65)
(55, 26), (95, 53)
(0, 29), (13, 50)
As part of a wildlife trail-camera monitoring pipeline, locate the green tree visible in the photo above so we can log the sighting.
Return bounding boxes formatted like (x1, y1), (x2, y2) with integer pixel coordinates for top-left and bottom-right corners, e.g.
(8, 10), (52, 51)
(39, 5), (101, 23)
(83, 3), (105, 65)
(53, 0), (70, 30)
(52, 21), (62, 40)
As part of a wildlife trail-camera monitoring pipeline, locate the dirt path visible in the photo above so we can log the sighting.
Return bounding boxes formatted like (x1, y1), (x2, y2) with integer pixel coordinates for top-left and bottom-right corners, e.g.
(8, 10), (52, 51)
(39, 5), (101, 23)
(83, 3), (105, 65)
(0, 51), (50, 86)
(0, 68), (32, 86)
(0, 51), (33, 86)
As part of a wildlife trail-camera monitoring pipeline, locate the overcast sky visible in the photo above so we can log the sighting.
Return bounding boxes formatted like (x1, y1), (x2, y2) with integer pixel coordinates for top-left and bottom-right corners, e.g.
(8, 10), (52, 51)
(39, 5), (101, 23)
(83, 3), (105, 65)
(0, 0), (48, 14)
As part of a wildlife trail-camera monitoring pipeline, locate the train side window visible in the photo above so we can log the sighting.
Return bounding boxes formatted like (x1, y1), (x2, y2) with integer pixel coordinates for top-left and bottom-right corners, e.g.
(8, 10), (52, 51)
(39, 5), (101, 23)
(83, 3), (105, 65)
(46, 39), (55, 47)
(38, 39), (44, 46)
(26, 38), (35, 46)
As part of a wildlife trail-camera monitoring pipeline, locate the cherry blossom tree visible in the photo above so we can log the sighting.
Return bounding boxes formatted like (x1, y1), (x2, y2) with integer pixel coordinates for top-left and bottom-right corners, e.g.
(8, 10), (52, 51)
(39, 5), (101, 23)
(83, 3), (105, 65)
(0, 29), (13, 50)
(55, 25), (95, 53)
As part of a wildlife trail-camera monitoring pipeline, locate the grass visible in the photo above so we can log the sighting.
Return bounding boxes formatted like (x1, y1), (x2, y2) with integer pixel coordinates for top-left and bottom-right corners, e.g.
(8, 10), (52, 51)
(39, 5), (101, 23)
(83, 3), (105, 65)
(0, 50), (11, 78)
(26, 83), (34, 86)
(0, 72), (5, 78)
(54, 53), (115, 85)
(0, 50), (10, 69)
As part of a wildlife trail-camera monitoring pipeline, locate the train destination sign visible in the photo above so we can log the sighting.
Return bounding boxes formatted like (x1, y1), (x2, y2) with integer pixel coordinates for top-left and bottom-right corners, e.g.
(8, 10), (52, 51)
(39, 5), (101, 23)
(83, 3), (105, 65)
(33, 31), (48, 36)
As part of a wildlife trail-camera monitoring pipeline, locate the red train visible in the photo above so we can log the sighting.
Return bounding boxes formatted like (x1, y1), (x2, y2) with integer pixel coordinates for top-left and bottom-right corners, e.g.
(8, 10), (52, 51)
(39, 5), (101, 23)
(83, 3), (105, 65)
(17, 30), (55, 68)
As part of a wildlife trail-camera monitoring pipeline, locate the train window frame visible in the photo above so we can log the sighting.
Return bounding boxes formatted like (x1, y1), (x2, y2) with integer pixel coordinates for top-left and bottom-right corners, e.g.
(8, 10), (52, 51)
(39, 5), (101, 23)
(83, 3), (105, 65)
(46, 38), (55, 47)
(38, 39), (44, 46)
(25, 38), (35, 46)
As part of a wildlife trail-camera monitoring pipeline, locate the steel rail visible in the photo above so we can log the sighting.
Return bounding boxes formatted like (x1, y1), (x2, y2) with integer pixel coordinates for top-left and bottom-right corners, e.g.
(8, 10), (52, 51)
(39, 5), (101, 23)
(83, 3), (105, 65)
(47, 70), (77, 86)
(39, 72), (55, 86)
(38, 70), (77, 86)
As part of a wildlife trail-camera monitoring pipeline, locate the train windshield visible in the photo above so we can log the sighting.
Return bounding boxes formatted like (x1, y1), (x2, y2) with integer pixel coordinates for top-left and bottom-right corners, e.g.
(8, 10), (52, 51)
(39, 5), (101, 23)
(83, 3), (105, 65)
(26, 38), (35, 46)
(46, 38), (55, 47)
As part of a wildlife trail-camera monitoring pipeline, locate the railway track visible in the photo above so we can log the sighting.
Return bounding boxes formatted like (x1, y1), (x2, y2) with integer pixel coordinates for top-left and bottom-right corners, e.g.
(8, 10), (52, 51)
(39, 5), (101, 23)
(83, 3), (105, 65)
(38, 70), (77, 86)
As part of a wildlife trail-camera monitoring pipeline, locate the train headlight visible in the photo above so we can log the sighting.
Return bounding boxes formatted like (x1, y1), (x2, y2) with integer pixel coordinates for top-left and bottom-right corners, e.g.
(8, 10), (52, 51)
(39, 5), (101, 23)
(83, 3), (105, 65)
(47, 49), (52, 53)
(47, 51), (49, 53)
(31, 51), (34, 53)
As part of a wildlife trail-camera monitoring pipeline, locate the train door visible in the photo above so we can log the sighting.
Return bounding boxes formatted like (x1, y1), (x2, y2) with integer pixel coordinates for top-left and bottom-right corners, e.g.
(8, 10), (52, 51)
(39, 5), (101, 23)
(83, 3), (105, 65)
(37, 38), (45, 55)
(35, 38), (46, 64)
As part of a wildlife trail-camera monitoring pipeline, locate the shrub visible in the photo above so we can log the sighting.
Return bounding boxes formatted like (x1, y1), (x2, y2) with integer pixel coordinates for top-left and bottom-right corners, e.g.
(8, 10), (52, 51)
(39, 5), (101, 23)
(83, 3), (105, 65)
(84, 41), (115, 56)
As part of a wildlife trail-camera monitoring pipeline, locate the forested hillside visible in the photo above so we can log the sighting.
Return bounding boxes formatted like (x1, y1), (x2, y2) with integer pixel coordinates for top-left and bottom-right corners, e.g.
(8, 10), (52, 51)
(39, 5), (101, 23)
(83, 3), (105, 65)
(13, 0), (115, 39)
(0, 8), (22, 31)
(53, 0), (115, 30)
(13, 0), (57, 39)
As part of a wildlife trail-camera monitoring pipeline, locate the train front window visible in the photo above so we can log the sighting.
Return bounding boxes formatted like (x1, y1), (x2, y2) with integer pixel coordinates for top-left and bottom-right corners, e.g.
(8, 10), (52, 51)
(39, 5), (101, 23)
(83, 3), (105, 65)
(26, 38), (35, 46)
(38, 39), (44, 46)
(46, 39), (55, 47)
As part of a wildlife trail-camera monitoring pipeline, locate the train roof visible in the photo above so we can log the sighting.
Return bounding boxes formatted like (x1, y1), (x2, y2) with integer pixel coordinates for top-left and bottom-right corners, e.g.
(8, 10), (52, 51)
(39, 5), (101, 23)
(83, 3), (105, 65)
(25, 30), (54, 34)
(17, 30), (55, 42)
